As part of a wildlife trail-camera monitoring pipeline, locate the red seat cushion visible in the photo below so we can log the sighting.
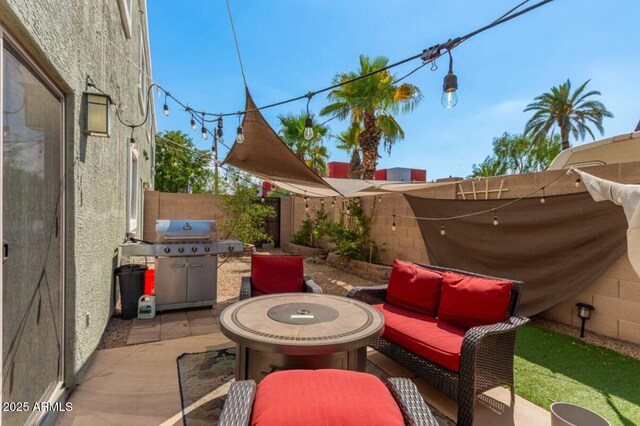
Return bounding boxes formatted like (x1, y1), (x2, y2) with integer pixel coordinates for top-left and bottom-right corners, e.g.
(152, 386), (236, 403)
(437, 272), (512, 330)
(386, 260), (443, 316)
(374, 303), (465, 372)
(251, 255), (304, 295)
(251, 369), (405, 426)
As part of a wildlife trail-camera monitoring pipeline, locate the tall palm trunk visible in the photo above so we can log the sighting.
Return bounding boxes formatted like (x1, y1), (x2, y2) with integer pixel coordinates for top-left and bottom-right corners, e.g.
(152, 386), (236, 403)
(558, 119), (571, 150)
(349, 150), (361, 179)
(359, 111), (382, 179)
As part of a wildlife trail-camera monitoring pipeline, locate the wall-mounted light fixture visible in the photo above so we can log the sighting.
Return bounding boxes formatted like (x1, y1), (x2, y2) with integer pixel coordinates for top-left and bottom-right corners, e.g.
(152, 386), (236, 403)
(576, 303), (595, 338)
(83, 92), (111, 137)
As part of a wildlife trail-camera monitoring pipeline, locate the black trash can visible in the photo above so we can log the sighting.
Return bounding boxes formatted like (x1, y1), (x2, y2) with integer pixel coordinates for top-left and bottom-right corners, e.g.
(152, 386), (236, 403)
(115, 264), (148, 319)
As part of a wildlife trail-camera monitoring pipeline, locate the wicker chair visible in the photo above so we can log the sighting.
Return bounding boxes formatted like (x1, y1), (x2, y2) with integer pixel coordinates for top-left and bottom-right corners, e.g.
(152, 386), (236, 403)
(239, 255), (322, 300)
(348, 263), (529, 426)
(218, 375), (438, 426)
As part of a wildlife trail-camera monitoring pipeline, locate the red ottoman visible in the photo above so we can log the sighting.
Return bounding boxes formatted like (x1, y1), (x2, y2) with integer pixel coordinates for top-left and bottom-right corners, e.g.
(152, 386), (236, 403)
(251, 370), (405, 426)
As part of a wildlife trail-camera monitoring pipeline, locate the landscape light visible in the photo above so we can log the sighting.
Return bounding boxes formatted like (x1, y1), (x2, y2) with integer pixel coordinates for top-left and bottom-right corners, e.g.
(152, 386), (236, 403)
(441, 50), (458, 109)
(576, 303), (595, 338)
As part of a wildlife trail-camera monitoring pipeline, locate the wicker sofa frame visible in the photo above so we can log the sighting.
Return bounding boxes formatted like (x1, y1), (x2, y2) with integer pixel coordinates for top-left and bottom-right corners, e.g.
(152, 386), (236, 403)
(218, 376), (439, 426)
(347, 263), (529, 426)
(239, 275), (322, 300)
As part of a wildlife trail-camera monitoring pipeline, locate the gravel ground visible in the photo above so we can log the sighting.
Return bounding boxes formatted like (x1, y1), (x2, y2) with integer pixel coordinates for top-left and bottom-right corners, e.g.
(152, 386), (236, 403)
(96, 317), (132, 350)
(98, 251), (640, 361)
(530, 317), (640, 360)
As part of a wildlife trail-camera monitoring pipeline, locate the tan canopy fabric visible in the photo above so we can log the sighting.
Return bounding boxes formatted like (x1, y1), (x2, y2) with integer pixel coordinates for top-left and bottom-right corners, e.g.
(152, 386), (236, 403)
(223, 90), (455, 198)
(577, 169), (640, 277)
(405, 192), (628, 316)
(223, 89), (335, 193)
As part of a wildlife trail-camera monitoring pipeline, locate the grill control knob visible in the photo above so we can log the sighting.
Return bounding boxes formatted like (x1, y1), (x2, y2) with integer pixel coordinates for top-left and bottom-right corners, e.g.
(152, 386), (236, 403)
(204, 246), (211, 253)
(191, 247), (197, 253)
(178, 247), (184, 253)
(164, 247), (170, 254)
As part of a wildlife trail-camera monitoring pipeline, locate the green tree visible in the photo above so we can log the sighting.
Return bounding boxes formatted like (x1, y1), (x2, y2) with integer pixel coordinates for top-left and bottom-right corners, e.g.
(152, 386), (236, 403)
(470, 133), (562, 177)
(219, 174), (276, 244)
(334, 123), (362, 179)
(320, 55), (421, 179)
(278, 112), (330, 176)
(524, 79), (613, 151)
(155, 130), (215, 193)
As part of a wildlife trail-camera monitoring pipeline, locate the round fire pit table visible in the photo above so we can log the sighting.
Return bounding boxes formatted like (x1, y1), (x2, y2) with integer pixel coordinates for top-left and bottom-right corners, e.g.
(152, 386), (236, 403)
(220, 293), (384, 382)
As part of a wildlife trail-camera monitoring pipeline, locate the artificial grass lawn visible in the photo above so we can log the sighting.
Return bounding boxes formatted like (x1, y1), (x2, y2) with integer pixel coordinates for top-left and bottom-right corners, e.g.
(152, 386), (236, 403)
(515, 324), (640, 426)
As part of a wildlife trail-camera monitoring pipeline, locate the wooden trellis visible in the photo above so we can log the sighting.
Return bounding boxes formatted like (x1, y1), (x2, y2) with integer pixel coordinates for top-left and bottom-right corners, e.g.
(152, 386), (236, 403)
(457, 179), (509, 200)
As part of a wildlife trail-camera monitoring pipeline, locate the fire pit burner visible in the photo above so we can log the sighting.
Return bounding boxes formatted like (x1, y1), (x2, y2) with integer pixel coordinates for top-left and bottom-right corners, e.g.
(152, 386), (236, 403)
(267, 302), (339, 325)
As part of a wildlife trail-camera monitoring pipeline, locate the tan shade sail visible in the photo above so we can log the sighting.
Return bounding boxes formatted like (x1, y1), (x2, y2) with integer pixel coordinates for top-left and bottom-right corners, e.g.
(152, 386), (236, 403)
(405, 192), (628, 316)
(223, 89), (335, 193)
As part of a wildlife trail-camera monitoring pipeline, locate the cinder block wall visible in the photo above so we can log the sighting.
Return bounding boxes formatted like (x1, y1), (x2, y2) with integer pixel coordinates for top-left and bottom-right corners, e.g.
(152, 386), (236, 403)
(143, 191), (226, 241)
(287, 161), (640, 344)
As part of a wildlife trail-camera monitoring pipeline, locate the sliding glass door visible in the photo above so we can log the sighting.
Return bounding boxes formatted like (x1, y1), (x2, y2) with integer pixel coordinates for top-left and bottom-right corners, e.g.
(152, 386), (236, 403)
(1, 32), (64, 425)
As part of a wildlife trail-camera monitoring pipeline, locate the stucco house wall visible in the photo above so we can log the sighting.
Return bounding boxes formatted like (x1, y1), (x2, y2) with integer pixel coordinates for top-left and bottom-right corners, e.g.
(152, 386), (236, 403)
(0, 0), (155, 404)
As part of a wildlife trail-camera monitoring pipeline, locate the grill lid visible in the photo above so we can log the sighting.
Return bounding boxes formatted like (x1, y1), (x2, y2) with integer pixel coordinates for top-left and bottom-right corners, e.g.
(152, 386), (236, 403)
(155, 220), (216, 243)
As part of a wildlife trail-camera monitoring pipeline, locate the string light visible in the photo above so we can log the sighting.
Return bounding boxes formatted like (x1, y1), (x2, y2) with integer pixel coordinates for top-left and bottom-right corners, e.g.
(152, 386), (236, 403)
(321, 198), (324, 207)
(440, 224), (446, 236)
(217, 115), (224, 138)
(493, 211), (499, 226)
(305, 199), (309, 211)
(202, 125), (208, 140)
(378, 195), (382, 202)
(163, 95), (169, 116)
(392, 215), (396, 231)
(575, 177), (581, 187)
(236, 125), (244, 144)
(540, 187), (546, 204)
(190, 115), (197, 131)
(304, 93), (314, 140)
(441, 49), (458, 108)
(331, 197), (335, 208)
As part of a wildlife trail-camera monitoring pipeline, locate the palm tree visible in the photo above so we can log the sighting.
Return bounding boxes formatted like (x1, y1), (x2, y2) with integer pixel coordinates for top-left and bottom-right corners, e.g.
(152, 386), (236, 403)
(524, 79), (613, 151)
(278, 112), (330, 176)
(334, 123), (362, 179)
(320, 55), (421, 179)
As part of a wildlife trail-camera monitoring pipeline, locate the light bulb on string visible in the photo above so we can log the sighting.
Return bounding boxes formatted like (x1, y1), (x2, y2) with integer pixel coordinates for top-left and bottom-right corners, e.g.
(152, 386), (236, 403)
(440, 224), (446, 236)
(392, 215), (396, 231)
(575, 178), (581, 187)
(441, 49), (458, 109)
(378, 195), (382, 203)
(303, 93), (315, 140)
(217, 115), (224, 137)
(540, 187), (546, 204)
(163, 93), (169, 116)
(190, 115), (197, 131)
(202, 126), (208, 140)
(331, 197), (335, 208)
(236, 126), (244, 144)
(321, 198), (324, 207)
(493, 211), (499, 226)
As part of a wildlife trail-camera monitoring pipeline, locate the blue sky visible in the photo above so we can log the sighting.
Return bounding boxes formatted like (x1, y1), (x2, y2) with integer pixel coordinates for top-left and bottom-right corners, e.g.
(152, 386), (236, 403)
(148, 0), (640, 180)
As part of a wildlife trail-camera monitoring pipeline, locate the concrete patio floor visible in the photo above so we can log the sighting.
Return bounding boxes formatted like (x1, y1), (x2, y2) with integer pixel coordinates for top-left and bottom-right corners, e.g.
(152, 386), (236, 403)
(57, 302), (551, 426)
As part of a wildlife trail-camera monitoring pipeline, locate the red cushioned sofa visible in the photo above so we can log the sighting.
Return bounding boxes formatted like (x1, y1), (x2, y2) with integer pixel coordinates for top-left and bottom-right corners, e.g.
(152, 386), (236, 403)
(239, 255), (322, 300)
(218, 369), (438, 426)
(348, 260), (529, 426)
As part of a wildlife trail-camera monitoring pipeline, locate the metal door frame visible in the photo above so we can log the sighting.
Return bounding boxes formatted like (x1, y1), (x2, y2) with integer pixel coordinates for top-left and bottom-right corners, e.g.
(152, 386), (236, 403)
(0, 25), (66, 422)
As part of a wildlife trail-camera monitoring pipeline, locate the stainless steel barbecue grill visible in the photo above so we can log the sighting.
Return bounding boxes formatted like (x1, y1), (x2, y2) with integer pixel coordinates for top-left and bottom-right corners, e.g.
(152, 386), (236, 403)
(120, 219), (242, 311)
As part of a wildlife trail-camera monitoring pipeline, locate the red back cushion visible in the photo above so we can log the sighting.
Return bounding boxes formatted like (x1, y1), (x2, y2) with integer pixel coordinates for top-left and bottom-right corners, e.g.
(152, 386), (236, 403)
(251, 369), (405, 426)
(437, 271), (512, 329)
(251, 255), (304, 294)
(386, 260), (443, 315)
